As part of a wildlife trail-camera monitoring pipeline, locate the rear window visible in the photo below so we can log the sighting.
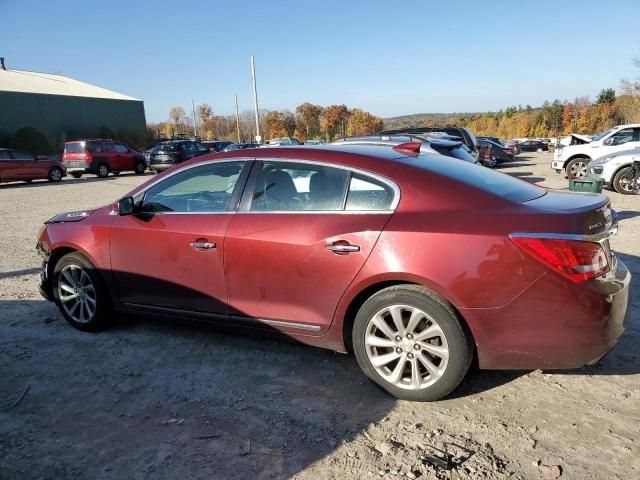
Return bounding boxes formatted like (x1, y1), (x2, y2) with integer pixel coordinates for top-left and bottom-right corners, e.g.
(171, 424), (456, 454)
(64, 142), (84, 153)
(418, 155), (545, 203)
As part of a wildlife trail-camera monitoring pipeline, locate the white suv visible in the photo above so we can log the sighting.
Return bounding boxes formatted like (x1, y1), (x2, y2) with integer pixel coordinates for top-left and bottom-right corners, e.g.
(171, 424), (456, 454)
(588, 147), (640, 194)
(552, 124), (640, 177)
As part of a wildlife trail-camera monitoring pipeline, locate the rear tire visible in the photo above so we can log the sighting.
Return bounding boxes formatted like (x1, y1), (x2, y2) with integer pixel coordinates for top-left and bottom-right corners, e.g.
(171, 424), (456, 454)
(612, 166), (636, 194)
(48, 166), (63, 182)
(71, 172), (83, 179)
(352, 285), (473, 401)
(53, 252), (113, 332)
(96, 163), (109, 178)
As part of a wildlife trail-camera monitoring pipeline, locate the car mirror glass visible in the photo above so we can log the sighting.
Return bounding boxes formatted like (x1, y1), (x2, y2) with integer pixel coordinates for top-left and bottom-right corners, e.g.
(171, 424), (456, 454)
(118, 196), (135, 216)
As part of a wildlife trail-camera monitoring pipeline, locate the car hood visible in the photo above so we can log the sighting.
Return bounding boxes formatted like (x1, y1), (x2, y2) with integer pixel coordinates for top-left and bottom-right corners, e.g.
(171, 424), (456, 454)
(45, 208), (101, 224)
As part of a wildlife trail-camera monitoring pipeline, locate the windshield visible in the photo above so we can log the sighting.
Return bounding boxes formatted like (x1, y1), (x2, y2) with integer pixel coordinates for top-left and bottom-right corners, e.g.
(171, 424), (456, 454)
(591, 127), (616, 142)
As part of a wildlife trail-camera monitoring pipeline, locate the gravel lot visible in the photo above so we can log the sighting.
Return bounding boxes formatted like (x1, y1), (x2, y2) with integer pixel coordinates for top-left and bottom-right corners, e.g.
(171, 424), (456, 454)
(1, 152), (638, 480)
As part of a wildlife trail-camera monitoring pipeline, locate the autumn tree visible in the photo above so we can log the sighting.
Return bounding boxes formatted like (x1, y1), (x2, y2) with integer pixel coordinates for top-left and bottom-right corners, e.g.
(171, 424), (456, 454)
(169, 106), (186, 135)
(264, 111), (288, 139)
(562, 104), (574, 134)
(295, 103), (323, 137)
(320, 105), (350, 141)
(346, 109), (383, 136)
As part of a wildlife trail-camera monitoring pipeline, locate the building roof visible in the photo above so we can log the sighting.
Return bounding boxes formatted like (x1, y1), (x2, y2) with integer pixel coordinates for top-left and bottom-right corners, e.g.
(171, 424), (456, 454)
(0, 68), (140, 101)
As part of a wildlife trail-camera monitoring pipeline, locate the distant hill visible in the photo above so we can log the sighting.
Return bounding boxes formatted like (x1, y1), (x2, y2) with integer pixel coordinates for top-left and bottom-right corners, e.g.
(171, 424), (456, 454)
(382, 112), (483, 130)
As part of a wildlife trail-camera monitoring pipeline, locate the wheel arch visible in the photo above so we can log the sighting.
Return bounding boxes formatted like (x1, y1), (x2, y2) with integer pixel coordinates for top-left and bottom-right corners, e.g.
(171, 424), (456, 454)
(563, 154), (591, 169)
(340, 279), (476, 356)
(47, 243), (113, 302)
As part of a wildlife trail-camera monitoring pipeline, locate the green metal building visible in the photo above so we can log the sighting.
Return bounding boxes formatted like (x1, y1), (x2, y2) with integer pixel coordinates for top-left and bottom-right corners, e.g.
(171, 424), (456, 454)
(0, 63), (146, 147)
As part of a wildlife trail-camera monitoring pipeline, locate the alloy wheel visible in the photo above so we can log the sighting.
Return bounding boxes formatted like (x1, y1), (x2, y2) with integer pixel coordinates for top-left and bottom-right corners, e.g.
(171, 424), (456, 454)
(569, 161), (588, 178)
(98, 165), (109, 177)
(50, 168), (62, 181)
(57, 264), (97, 324)
(364, 305), (449, 390)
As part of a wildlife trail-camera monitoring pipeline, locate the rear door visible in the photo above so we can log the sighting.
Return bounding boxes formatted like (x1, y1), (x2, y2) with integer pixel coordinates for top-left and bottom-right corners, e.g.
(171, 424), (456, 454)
(0, 150), (19, 181)
(224, 159), (398, 333)
(10, 150), (43, 179)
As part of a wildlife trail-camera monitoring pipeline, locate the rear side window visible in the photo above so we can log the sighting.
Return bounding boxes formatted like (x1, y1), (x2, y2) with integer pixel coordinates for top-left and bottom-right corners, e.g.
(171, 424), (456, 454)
(158, 143), (179, 152)
(11, 150), (35, 160)
(346, 174), (394, 211)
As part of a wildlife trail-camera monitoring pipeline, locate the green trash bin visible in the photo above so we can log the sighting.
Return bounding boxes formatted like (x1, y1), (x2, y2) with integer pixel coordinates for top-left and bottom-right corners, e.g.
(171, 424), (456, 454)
(569, 176), (604, 193)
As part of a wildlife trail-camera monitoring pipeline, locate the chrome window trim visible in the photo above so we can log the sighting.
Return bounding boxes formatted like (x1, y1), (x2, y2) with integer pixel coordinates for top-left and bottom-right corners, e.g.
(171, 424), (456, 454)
(247, 157), (401, 213)
(237, 210), (393, 215)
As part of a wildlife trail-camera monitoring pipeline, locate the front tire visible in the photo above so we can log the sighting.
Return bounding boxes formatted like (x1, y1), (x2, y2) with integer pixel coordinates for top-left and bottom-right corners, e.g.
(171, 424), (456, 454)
(566, 157), (590, 178)
(352, 285), (473, 401)
(53, 252), (113, 331)
(96, 163), (109, 178)
(612, 166), (637, 194)
(134, 161), (146, 174)
(48, 167), (63, 182)
(536, 148), (543, 153)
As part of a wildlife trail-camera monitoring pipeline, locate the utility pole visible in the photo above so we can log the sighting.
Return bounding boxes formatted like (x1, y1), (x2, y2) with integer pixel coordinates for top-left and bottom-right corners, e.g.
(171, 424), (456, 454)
(250, 55), (261, 143)
(235, 93), (241, 143)
(191, 99), (197, 138)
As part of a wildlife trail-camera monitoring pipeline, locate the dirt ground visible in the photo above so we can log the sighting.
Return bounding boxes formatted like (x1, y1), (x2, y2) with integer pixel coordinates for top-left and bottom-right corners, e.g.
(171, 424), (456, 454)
(1, 152), (638, 480)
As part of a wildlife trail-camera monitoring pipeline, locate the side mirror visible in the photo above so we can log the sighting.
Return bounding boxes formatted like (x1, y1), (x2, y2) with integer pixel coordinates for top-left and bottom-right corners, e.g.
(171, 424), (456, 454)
(118, 196), (135, 216)
(603, 137), (614, 146)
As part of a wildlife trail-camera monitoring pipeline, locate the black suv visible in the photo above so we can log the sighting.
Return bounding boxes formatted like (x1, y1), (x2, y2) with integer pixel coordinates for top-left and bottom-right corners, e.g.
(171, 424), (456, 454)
(379, 126), (479, 156)
(149, 140), (210, 172)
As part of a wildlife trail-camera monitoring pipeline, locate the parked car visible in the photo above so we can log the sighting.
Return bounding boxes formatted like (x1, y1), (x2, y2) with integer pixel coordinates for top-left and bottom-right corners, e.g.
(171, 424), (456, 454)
(265, 137), (301, 146)
(149, 140), (210, 172)
(379, 126), (479, 157)
(330, 135), (479, 164)
(63, 140), (146, 178)
(202, 141), (233, 152)
(477, 137), (521, 156)
(477, 139), (515, 164)
(552, 124), (640, 178)
(0, 148), (65, 184)
(588, 146), (640, 194)
(520, 140), (549, 153)
(223, 143), (261, 151)
(37, 145), (630, 401)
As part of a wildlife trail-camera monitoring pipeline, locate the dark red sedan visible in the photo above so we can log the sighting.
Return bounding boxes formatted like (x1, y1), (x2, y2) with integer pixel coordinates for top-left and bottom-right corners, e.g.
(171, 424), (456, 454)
(36, 144), (631, 401)
(0, 148), (66, 184)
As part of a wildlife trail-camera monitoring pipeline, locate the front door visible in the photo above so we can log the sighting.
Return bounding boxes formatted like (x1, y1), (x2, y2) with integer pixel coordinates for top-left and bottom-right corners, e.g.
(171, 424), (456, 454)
(114, 143), (134, 171)
(109, 160), (249, 315)
(224, 160), (397, 332)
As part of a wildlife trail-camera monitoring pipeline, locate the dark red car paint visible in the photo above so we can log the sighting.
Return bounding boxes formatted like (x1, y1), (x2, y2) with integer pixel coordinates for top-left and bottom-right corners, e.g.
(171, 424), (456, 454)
(0, 149), (66, 184)
(37, 147), (631, 369)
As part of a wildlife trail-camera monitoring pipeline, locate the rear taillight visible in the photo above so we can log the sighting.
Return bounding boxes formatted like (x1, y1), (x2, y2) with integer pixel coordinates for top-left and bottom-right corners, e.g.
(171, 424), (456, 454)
(510, 236), (609, 283)
(85, 152), (93, 164)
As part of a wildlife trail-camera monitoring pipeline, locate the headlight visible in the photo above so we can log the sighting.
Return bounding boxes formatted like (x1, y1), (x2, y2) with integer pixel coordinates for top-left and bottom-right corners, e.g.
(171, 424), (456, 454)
(590, 166), (604, 174)
(590, 156), (613, 167)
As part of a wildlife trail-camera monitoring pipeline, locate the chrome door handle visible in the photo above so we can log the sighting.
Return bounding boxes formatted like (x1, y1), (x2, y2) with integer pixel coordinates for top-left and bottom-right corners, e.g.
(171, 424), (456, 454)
(191, 241), (216, 249)
(326, 244), (360, 253)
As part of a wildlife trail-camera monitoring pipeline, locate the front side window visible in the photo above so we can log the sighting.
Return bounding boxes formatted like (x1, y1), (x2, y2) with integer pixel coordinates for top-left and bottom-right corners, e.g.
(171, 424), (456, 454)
(0, 150), (11, 161)
(607, 128), (635, 146)
(114, 144), (129, 153)
(141, 161), (244, 213)
(251, 162), (349, 211)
